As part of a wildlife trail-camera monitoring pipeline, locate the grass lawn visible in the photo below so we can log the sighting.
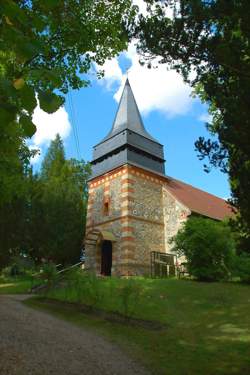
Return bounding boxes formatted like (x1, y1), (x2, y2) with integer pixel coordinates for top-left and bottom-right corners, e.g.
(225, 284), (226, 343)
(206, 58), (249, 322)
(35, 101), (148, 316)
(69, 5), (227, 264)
(26, 277), (250, 375)
(0, 275), (40, 294)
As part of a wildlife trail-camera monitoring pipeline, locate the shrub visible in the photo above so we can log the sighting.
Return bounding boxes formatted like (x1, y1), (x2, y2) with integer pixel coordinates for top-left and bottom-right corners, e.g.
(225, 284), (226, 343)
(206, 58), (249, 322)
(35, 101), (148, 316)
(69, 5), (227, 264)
(62, 268), (84, 301)
(232, 253), (250, 283)
(41, 262), (58, 287)
(64, 270), (103, 308)
(118, 279), (143, 319)
(171, 217), (236, 281)
(1, 266), (12, 279)
(84, 273), (103, 308)
(1, 255), (35, 279)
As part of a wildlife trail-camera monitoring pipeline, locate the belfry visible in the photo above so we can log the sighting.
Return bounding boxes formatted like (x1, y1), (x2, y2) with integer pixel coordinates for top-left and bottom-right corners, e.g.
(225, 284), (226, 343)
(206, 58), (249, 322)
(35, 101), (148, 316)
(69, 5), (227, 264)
(91, 79), (165, 178)
(84, 79), (232, 276)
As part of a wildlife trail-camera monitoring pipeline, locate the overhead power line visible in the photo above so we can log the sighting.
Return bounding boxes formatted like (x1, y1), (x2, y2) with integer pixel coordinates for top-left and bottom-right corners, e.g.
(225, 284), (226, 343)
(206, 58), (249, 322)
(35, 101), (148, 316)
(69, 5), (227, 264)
(67, 91), (81, 160)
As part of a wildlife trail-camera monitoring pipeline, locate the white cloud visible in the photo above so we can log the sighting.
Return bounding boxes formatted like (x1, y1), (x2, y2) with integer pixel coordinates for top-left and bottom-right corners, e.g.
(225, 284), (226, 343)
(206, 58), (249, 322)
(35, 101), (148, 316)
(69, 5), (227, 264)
(97, 58), (123, 90)
(29, 105), (71, 164)
(198, 113), (212, 123)
(32, 105), (71, 146)
(95, 1), (192, 118)
(99, 43), (193, 118)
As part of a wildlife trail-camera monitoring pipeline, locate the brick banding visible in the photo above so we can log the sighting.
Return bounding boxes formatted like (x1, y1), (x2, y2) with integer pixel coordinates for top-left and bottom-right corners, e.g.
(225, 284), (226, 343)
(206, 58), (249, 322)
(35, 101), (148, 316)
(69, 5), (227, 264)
(86, 213), (164, 229)
(88, 165), (129, 185)
(121, 178), (135, 185)
(121, 226), (134, 232)
(121, 196), (134, 202)
(121, 187), (134, 194)
(121, 236), (135, 241)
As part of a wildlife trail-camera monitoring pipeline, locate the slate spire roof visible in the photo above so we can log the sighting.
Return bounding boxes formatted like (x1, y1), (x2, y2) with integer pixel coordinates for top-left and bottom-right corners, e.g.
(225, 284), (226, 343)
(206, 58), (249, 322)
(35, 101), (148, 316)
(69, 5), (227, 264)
(91, 78), (165, 178)
(102, 78), (157, 143)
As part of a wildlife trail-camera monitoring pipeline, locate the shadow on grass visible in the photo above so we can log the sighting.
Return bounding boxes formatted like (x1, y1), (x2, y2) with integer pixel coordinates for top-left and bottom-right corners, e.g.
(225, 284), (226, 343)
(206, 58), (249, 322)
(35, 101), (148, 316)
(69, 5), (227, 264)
(25, 294), (250, 375)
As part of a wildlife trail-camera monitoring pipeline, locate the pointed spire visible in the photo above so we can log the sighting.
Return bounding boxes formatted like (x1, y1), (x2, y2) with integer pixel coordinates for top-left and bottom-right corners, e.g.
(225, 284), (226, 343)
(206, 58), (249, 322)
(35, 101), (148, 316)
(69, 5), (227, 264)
(103, 78), (157, 142)
(91, 77), (165, 178)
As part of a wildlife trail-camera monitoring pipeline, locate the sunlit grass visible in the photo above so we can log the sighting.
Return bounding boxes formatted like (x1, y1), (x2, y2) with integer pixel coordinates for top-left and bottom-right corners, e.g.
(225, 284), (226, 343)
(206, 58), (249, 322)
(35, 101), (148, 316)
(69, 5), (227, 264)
(27, 277), (250, 375)
(0, 275), (41, 294)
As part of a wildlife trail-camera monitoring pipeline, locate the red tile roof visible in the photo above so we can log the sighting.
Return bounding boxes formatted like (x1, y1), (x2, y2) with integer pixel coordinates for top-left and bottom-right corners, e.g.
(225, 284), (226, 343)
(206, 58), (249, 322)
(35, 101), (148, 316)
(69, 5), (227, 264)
(166, 176), (235, 221)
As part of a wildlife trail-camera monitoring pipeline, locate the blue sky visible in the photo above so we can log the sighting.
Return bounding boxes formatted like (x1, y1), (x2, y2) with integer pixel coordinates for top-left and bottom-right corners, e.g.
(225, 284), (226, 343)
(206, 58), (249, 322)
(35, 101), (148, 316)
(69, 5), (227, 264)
(30, 44), (230, 200)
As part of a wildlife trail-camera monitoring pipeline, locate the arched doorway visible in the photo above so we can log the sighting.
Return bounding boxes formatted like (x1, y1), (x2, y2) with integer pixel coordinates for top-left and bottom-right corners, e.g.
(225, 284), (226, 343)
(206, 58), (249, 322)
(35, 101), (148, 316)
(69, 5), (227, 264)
(84, 229), (116, 275)
(101, 240), (112, 276)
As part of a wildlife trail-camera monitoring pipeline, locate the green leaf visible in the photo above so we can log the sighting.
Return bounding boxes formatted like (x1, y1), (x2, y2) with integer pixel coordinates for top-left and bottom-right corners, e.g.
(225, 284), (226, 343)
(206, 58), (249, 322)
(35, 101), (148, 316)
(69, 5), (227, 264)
(40, 0), (60, 10)
(19, 85), (37, 113)
(19, 114), (36, 137)
(38, 91), (64, 113)
(0, 107), (16, 124)
(30, 68), (62, 87)
(13, 77), (25, 90)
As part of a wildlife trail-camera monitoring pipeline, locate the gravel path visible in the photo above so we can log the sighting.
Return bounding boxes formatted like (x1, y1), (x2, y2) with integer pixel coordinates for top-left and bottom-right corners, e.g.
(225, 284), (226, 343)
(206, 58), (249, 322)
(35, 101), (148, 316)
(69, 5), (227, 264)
(0, 295), (150, 375)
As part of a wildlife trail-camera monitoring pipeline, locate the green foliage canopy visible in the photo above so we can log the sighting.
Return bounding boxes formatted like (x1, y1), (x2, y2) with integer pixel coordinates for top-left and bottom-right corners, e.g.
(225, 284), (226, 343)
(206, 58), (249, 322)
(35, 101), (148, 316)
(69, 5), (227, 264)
(232, 252), (250, 283)
(41, 133), (65, 179)
(32, 134), (91, 264)
(0, 134), (91, 268)
(136, 0), (250, 249)
(1, 0), (136, 125)
(0, 0), (136, 205)
(171, 216), (236, 281)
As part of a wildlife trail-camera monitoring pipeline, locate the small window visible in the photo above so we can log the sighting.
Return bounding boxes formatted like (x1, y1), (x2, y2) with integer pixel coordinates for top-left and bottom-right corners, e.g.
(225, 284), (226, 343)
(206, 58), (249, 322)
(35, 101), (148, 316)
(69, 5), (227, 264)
(103, 200), (110, 216)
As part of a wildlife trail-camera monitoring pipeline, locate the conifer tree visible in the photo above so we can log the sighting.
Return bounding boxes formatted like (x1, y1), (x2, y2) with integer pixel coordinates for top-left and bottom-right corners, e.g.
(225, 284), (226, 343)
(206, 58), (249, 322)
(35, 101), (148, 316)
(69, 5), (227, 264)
(31, 136), (91, 265)
(41, 134), (65, 180)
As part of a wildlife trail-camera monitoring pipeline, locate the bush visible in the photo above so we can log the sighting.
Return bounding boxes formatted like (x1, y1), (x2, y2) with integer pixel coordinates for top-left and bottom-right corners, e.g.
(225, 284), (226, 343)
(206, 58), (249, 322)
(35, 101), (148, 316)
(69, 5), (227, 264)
(84, 273), (104, 308)
(171, 217), (236, 281)
(232, 253), (250, 283)
(1, 255), (35, 278)
(64, 270), (103, 308)
(41, 262), (58, 287)
(1, 266), (12, 279)
(118, 279), (143, 319)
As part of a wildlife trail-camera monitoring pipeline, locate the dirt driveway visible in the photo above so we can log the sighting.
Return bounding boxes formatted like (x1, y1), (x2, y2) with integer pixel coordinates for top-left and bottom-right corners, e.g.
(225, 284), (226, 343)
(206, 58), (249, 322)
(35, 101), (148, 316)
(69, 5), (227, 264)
(0, 295), (150, 375)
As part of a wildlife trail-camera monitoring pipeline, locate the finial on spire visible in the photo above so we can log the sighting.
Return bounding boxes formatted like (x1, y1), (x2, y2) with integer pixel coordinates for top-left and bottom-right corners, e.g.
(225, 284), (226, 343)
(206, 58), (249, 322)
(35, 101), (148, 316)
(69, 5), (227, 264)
(125, 67), (131, 84)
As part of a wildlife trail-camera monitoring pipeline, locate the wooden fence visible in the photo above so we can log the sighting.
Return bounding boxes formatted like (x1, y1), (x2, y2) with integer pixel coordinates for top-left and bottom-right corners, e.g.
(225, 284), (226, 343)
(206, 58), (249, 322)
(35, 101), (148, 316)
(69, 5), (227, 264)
(150, 251), (177, 278)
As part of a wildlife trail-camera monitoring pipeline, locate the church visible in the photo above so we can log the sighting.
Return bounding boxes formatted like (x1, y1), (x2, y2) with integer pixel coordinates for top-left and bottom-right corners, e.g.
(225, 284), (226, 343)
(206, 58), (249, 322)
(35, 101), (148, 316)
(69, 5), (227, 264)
(84, 79), (233, 276)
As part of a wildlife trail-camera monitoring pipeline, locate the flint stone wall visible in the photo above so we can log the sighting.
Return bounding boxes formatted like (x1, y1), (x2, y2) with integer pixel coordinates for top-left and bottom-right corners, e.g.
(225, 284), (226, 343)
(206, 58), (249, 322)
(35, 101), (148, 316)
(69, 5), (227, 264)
(162, 187), (190, 253)
(85, 165), (189, 276)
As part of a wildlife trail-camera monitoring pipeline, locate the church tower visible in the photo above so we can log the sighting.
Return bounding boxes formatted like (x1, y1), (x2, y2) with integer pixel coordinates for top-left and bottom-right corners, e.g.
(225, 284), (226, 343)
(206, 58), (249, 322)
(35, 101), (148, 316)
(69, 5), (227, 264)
(85, 79), (167, 276)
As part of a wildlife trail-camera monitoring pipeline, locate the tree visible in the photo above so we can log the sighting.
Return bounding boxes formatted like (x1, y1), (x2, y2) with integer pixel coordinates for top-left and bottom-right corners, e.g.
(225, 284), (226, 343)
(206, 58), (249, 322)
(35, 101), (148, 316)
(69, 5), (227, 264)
(0, 120), (35, 207)
(171, 216), (236, 281)
(38, 158), (91, 265)
(41, 133), (65, 179)
(232, 252), (250, 284)
(28, 136), (91, 265)
(0, 163), (33, 269)
(0, 0), (137, 205)
(0, 195), (26, 268)
(0, 135), (91, 269)
(136, 0), (250, 250)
